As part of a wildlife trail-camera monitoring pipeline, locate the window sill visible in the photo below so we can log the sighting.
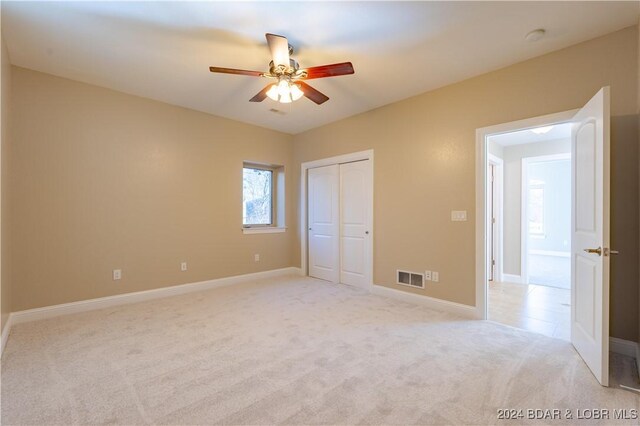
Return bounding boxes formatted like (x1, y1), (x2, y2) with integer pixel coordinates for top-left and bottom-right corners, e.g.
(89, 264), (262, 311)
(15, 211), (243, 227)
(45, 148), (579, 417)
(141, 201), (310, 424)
(242, 227), (287, 235)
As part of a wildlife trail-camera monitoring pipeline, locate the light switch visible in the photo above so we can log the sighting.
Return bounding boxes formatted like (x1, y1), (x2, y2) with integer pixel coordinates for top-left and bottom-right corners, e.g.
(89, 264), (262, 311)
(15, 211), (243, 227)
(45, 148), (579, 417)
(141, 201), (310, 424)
(451, 210), (467, 221)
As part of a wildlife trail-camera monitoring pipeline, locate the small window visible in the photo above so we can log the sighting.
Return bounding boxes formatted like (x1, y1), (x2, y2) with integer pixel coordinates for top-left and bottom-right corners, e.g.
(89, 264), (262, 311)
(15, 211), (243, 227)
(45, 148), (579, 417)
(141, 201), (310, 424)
(243, 166), (274, 226)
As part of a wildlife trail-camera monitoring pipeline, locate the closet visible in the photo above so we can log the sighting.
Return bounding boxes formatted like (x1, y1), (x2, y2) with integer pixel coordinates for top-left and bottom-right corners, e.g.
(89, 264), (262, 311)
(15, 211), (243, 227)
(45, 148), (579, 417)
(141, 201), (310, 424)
(307, 159), (372, 288)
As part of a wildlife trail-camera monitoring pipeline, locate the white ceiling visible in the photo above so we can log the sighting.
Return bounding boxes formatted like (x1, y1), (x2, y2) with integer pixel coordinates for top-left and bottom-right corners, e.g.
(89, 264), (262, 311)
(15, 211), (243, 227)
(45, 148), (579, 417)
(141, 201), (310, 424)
(489, 123), (573, 146)
(3, 2), (638, 134)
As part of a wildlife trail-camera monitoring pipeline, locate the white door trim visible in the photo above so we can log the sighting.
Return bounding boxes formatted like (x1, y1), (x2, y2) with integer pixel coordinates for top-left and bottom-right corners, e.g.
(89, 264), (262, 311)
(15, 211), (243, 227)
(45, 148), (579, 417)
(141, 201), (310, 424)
(300, 150), (374, 286)
(475, 109), (578, 319)
(487, 154), (503, 283)
(521, 152), (572, 285)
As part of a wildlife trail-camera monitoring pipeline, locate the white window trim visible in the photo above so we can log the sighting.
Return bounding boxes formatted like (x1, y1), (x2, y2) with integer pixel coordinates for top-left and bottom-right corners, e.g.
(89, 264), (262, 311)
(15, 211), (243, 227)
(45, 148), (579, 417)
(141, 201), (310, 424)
(242, 227), (286, 235)
(243, 165), (275, 227)
(242, 161), (285, 232)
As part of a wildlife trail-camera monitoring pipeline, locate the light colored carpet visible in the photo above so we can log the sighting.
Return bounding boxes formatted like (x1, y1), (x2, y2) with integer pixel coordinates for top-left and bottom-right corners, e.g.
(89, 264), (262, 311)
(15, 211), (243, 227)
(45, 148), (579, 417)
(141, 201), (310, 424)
(2, 275), (638, 425)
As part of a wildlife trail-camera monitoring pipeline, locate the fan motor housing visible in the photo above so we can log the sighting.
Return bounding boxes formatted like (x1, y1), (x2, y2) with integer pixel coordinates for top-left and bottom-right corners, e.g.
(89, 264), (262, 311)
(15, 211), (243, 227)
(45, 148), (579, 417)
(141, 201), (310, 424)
(268, 59), (300, 77)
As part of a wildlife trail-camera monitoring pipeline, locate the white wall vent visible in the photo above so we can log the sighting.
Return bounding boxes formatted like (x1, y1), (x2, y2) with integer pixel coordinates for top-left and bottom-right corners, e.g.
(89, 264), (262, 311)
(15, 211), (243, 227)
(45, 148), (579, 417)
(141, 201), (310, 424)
(397, 270), (424, 289)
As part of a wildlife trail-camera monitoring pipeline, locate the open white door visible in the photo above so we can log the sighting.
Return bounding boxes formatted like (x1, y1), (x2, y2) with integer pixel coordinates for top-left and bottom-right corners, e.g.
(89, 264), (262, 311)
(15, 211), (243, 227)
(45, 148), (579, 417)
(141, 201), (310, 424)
(308, 165), (340, 282)
(571, 87), (611, 386)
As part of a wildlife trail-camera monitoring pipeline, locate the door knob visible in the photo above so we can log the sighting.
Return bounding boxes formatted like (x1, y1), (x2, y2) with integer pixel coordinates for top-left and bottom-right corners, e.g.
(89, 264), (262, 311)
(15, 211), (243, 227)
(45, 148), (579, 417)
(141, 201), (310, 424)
(584, 247), (602, 256)
(365, 231), (369, 235)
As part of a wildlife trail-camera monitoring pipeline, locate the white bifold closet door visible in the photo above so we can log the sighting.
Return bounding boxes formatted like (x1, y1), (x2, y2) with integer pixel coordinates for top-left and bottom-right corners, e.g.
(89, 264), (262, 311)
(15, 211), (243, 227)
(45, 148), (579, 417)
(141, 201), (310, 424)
(339, 160), (370, 287)
(308, 164), (340, 282)
(308, 160), (371, 288)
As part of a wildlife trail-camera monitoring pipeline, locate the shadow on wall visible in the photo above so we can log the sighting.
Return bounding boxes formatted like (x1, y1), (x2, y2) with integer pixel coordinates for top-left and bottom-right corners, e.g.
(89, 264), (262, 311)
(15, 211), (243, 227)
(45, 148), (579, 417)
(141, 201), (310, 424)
(610, 114), (639, 342)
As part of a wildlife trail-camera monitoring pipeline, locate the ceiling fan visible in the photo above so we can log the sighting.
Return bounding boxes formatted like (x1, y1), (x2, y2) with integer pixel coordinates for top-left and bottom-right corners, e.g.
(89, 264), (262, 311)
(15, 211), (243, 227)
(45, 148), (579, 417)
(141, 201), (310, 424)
(209, 33), (354, 105)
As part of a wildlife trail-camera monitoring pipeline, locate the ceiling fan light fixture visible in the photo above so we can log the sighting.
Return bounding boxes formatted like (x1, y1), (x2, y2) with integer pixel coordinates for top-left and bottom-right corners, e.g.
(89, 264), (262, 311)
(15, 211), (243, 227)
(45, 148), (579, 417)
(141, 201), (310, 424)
(266, 84), (279, 101)
(290, 84), (304, 101)
(210, 33), (354, 105)
(277, 79), (291, 98)
(265, 78), (302, 104)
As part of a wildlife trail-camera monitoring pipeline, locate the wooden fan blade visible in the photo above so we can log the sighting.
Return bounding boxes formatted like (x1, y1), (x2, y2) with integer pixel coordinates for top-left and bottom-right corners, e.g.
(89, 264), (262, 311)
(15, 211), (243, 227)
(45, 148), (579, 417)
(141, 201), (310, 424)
(297, 81), (329, 105)
(209, 67), (264, 77)
(265, 33), (290, 67)
(302, 62), (354, 80)
(249, 84), (274, 102)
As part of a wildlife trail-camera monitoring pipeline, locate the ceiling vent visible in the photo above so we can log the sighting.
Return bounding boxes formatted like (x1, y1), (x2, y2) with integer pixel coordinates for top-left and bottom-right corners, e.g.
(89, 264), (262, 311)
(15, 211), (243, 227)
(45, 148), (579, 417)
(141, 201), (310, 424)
(397, 270), (424, 289)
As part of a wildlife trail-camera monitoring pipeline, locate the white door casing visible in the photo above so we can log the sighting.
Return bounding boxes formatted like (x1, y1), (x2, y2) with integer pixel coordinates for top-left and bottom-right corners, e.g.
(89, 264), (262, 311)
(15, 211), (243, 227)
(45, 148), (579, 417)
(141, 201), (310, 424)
(308, 164), (340, 282)
(487, 163), (495, 282)
(340, 160), (372, 288)
(571, 87), (610, 386)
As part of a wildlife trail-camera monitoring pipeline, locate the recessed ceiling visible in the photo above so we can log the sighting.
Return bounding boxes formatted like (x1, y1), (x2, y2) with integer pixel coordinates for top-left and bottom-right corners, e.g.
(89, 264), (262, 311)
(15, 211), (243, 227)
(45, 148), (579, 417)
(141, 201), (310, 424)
(3, 1), (638, 134)
(488, 123), (573, 146)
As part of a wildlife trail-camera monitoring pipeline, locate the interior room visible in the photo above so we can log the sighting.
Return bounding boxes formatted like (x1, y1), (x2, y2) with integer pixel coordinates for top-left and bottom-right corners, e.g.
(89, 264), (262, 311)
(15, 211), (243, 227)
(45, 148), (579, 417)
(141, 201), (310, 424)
(1, 1), (640, 424)
(486, 124), (572, 341)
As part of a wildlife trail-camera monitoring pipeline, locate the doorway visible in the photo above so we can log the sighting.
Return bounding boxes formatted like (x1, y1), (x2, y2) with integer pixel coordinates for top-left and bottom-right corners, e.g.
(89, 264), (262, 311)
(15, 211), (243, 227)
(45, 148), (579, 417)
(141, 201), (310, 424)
(301, 150), (374, 289)
(522, 153), (572, 290)
(476, 87), (612, 386)
(486, 128), (573, 341)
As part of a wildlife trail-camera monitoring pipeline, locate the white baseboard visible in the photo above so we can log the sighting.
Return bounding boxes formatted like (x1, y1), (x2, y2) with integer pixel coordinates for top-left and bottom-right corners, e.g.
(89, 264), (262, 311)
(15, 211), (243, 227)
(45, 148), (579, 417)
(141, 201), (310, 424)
(610, 337), (638, 358)
(502, 274), (522, 284)
(7, 267), (301, 328)
(1, 314), (13, 356)
(371, 285), (478, 319)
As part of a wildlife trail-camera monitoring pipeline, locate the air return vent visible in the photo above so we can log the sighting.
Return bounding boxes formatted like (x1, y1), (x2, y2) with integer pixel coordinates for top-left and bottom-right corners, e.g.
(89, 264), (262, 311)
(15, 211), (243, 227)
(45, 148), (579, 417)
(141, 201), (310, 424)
(397, 270), (424, 289)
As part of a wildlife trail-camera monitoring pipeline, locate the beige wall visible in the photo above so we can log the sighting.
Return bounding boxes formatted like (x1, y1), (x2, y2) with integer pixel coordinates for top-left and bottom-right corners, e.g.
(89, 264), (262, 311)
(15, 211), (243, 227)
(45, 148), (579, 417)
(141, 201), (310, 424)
(9, 67), (294, 311)
(1, 31), (11, 333)
(292, 26), (639, 341)
(502, 139), (571, 277)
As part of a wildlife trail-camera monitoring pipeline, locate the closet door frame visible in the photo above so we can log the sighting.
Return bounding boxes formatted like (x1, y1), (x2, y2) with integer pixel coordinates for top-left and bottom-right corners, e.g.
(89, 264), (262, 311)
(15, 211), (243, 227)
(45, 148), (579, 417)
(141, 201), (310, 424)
(301, 150), (374, 287)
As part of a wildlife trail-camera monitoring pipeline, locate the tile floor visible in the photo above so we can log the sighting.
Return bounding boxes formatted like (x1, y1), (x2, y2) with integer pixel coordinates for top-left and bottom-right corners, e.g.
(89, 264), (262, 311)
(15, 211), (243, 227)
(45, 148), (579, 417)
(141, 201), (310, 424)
(488, 280), (570, 341)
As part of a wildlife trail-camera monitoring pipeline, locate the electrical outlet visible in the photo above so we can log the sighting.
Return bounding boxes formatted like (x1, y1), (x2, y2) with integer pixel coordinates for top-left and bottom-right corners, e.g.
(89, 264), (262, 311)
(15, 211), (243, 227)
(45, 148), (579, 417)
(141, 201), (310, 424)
(113, 269), (122, 280)
(432, 271), (439, 282)
(424, 270), (432, 281)
(254, 254), (260, 262)
(181, 262), (187, 272)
